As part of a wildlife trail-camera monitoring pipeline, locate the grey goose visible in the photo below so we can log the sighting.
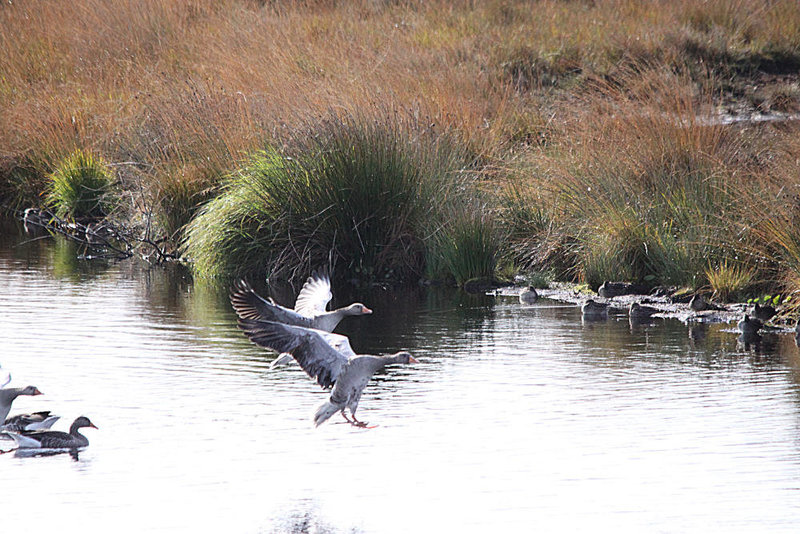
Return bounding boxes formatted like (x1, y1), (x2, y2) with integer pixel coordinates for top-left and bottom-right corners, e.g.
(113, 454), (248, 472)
(236, 318), (416, 427)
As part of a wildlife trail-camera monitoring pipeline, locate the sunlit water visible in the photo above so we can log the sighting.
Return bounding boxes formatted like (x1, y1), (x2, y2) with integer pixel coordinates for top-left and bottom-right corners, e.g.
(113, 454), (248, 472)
(2, 219), (800, 533)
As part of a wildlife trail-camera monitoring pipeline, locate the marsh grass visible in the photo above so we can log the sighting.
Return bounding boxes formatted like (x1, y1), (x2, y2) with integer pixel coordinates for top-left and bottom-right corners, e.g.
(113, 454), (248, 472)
(705, 260), (755, 302)
(428, 202), (501, 286)
(182, 112), (487, 284)
(3, 1), (800, 293)
(46, 150), (115, 220)
(502, 69), (772, 290)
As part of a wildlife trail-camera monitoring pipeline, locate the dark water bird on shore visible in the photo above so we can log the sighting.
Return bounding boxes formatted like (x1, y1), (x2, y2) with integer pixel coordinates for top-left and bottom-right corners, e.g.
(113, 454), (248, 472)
(519, 287), (538, 305)
(235, 318), (417, 427)
(690, 294), (725, 312)
(629, 302), (659, 321)
(0, 386), (43, 424)
(230, 271), (372, 333)
(581, 299), (608, 319)
(8, 416), (97, 449)
(738, 314), (763, 335)
(2, 411), (59, 432)
(753, 303), (777, 322)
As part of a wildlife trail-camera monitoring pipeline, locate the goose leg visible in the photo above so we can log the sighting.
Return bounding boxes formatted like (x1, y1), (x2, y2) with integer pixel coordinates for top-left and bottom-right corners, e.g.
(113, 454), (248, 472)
(340, 411), (353, 423)
(350, 414), (373, 428)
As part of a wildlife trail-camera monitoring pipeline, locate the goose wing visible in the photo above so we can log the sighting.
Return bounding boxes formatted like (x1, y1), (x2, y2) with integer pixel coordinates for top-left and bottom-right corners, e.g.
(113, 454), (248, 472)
(294, 270), (333, 318)
(2, 411), (59, 432)
(230, 280), (315, 328)
(16, 430), (77, 448)
(237, 319), (352, 388)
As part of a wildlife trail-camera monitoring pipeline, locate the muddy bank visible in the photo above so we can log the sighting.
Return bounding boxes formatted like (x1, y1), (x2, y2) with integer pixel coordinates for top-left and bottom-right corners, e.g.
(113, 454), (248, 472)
(499, 283), (796, 334)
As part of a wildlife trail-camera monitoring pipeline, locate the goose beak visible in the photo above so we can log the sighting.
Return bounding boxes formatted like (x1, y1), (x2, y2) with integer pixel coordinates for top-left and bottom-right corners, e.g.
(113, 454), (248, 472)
(33, 388), (43, 395)
(362, 307), (373, 314)
(409, 356), (419, 363)
(89, 423), (98, 429)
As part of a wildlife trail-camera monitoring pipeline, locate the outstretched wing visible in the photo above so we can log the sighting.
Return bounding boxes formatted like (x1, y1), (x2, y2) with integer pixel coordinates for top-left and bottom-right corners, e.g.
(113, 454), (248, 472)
(294, 269), (332, 318)
(230, 280), (315, 328)
(237, 319), (352, 388)
(0, 365), (9, 389)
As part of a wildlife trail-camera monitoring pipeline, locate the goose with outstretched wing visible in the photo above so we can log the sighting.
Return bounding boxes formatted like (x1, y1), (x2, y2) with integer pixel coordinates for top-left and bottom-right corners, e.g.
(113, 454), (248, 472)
(230, 270), (372, 333)
(236, 318), (416, 427)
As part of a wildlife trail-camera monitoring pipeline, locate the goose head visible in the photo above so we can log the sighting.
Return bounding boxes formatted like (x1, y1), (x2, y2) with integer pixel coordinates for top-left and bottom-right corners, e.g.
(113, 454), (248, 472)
(392, 351), (418, 364)
(71, 416), (99, 432)
(344, 303), (373, 316)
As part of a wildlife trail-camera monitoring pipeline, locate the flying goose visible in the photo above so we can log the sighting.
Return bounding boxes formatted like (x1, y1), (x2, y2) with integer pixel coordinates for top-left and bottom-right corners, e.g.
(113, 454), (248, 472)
(236, 318), (416, 427)
(8, 416), (97, 449)
(230, 271), (372, 334)
(0, 386), (43, 424)
(2, 411), (60, 432)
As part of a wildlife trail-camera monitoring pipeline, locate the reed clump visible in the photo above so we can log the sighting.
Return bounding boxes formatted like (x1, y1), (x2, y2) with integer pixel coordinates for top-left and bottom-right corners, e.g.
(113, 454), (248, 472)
(182, 112), (492, 284)
(706, 260), (755, 302)
(502, 69), (772, 291)
(46, 150), (115, 221)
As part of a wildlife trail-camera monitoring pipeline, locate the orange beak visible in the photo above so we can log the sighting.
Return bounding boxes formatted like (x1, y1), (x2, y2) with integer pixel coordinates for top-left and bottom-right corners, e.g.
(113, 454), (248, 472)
(409, 356), (419, 363)
(363, 307), (373, 314)
(33, 388), (43, 395)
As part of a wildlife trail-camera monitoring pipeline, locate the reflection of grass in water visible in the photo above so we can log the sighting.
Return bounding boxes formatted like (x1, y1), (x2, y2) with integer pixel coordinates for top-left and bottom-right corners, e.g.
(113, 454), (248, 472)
(48, 236), (110, 281)
(184, 276), (238, 328)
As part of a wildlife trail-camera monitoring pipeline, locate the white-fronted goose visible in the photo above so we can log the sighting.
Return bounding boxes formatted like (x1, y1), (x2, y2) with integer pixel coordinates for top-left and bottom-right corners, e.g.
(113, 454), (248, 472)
(230, 271), (372, 333)
(9, 416), (97, 449)
(236, 318), (416, 427)
(581, 299), (608, 318)
(519, 286), (538, 304)
(0, 386), (43, 424)
(2, 411), (60, 432)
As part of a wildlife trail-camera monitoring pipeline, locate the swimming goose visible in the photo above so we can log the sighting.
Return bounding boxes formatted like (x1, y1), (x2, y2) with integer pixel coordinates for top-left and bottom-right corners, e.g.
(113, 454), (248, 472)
(9, 416), (97, 449)
(236, 318), (416, 427)
(581, 299), (608, 318)
(2, 411), (60, 432)
(0, 386), (43, 424)
(230, 271), (372, 333)
(629, 302), (659, 321)
(738, 314), (763, 335)
(519, 287), (538, 304)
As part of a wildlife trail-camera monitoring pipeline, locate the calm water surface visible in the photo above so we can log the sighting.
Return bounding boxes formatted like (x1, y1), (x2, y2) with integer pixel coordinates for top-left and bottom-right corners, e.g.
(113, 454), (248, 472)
(2, 219), (800, 533)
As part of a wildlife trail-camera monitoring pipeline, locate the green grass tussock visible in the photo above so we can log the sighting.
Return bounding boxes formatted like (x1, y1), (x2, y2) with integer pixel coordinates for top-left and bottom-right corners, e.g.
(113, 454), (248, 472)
(46, 150), (115, 220)
(182, 112), (490, 284)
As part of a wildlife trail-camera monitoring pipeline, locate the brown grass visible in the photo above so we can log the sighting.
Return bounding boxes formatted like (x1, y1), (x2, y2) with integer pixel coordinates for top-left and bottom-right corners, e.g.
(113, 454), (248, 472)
(2, 0), (800, 291)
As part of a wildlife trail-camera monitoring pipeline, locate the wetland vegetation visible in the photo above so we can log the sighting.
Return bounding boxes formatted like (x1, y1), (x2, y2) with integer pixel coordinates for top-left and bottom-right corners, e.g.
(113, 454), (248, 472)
(2, 0), (800, 299)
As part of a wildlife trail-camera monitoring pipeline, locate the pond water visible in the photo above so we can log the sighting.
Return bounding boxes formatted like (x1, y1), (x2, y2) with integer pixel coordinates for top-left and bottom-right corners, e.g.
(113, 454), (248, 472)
(2, 217), (800, 533)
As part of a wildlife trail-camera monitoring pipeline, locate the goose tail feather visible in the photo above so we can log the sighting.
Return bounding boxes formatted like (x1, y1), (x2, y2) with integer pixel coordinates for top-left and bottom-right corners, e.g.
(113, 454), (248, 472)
(314, 401), (340, 427)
